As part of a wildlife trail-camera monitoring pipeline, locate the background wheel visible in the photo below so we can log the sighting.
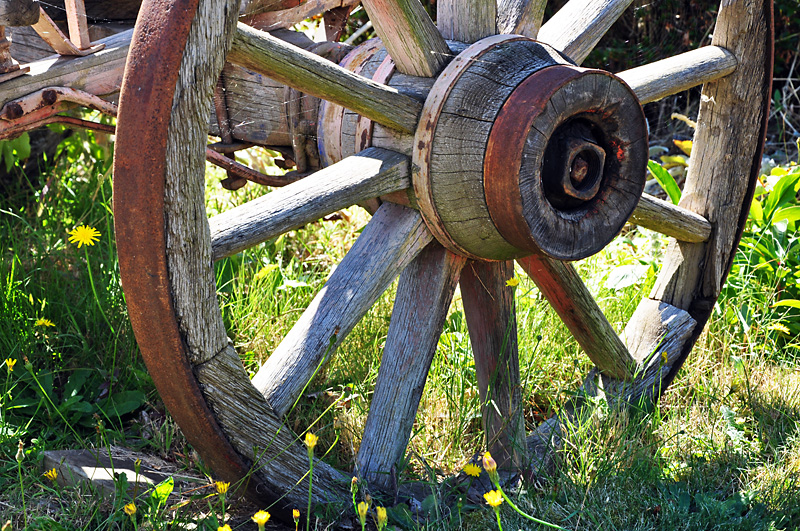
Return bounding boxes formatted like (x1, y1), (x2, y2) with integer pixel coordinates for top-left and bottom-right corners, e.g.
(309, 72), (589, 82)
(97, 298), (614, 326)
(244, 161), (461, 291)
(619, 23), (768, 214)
(113, 0), (772, 519)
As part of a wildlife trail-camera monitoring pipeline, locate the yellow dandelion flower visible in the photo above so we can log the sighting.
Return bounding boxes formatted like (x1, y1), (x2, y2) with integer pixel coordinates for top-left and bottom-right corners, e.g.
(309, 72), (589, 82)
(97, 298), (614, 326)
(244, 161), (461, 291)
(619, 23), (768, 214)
(673, 139), (693, 156)
(505, 277), (519, 287)
(43, 468), (58, 482)
(661, 350), (669, 365)
(215, 481), (230, 494)
(293, 508), (300, 521)
(123, 502), (137, 516)
(376, 506), (387, 530)
(5, 359), (16, 372)
(34, 318), (55, 328)
(304, 432), (318, 450)
(67, 225), (101, 248)
(484, 489), (504, 507)
(218, 526), (232, 531)
(357, 501), (368, 524)
(767, 322), (791, 335)
(251, 510), (271, 528)
(463, 462), (481, 477)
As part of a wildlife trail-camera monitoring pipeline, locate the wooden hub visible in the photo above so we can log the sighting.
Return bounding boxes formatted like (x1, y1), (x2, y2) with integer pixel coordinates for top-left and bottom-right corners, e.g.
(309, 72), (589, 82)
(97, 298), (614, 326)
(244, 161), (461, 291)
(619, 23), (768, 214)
(413, 36), (648, 261)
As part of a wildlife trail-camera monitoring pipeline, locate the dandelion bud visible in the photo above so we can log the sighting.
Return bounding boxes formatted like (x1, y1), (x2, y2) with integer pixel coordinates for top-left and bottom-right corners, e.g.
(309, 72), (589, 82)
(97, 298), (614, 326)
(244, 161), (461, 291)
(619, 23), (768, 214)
(123, 503), (137, 516)
(482, 451), (499, 485)
(350, 476), (359, 494)
(15, 440), (24, 463)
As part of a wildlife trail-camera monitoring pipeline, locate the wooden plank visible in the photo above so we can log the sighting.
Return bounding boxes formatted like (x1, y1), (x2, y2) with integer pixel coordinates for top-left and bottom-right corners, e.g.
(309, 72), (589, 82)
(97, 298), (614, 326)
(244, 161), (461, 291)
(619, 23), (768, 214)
(651, 0), (771, 312)
(537, 0), (634, 64)
(229, 23), (422, 133)
(437, 0), (496, 43)
(517, 254), (636, 380)
(497, 0), (546, 37)
(620, 46), (737, 104)
(460, 260), (526, 469)
(209, 147), (410, 261)
(630, 193), (711, 243)
(252, 202), (434, 417)
(64, 0), (91, 50)
(0, 0), (39, 26)
(361, 0), (451, 77)
(0, 29), (130, 103)
(357, 243), (465, 489)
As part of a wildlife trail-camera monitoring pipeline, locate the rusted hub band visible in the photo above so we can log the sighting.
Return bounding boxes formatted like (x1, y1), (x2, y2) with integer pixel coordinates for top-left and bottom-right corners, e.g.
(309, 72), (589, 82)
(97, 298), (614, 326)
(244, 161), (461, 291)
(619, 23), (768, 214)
(484, 64), (648, 260)
(413, 36), (648, 261)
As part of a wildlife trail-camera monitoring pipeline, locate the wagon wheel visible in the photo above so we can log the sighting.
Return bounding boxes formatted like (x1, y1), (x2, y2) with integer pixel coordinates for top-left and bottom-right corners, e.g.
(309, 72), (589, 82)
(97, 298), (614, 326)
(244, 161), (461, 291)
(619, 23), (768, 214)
(113, 0), (772, 519)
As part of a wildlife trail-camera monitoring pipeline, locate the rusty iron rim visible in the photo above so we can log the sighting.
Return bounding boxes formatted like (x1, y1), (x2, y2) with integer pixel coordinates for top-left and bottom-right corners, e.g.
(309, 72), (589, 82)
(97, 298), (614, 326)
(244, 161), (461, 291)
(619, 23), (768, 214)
(113, 0), (259, 502)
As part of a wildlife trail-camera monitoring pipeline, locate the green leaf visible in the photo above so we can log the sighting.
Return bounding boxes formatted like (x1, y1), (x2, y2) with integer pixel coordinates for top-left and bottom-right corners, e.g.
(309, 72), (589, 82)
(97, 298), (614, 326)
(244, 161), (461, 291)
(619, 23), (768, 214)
(647, 160), (681, 205)
(772, 299), (800, 309)
(605, 264), (650, 291)
(749, 199), (764, 224)
(773, 206), (800, 224)
(149, 476), (174, 509)
(763, 172), (800, 220)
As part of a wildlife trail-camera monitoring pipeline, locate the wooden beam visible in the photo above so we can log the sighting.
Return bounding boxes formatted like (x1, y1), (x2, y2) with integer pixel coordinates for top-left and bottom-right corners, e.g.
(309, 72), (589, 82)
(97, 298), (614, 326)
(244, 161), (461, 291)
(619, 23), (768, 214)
(229, 23), (422, 133)
(460, 260), (526, 469)
(630, 193), (712, 243)
(537, 0), (634, 64)
(620, 46), (737, 104)
(252, 203), (434, 417)
(438, 0), (496, 43)
(517, 254), (636, 380)
(497, 0), (546, 38)
(361, 0), (451, 77)
(65, 0), (92, 50)
(209, 147), (411, 261)
(357, 243), (465, 489)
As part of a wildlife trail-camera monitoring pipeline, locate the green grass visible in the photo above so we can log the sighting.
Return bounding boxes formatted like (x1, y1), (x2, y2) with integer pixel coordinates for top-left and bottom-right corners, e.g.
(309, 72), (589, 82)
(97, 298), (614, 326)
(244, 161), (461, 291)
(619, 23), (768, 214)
(1, 131), (799, 530)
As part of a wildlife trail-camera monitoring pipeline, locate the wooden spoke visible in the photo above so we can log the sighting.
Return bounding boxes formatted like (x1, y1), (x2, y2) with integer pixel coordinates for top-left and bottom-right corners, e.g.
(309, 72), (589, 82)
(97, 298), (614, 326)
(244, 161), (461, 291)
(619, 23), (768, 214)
(252, 203), (433, 417)
(460, 260), (526, 469)
(630, 194), (712, 243)
(497, 0), (546, 37)
(517, 254), (636, 380)
(652, 0), (771, 313)
(361, 0), (452, 77)
(209, 147), (410, 261)
(537, 0), (634, 64)
(620, 46), (737, 104)
(229, 23), (422, 133)
(437, 0), (496, 43)
(357, 243), (466, 489)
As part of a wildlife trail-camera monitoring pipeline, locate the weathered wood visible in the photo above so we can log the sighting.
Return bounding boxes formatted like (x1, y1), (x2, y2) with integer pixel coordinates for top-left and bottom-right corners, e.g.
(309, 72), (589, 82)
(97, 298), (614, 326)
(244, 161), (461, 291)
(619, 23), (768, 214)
(31, 7), (104, 56)
(497, 0), (545, 37)
(240, 0), (304, 17)
(0, 0), (39, 26)
(64, 0), (91, 50)
(437, 0), (496, 43)
(0, 26), (26, 78)
(630, 193), (712, 243)
(242, 0), (359, 32)
(209, 148), (411, 261)
(537, 0), (634, 64)
(620, 46), (737, 105)
(43, 0), (141, 21)
(517, 254), (636, 380)
(357, 243), (465, 489)
(361, 0), (452, 77)
(414, 36), (571, 261)
(195, 346), (349, 505)
(9, 22), (129, 63)
(460, 261), (526, 470)
(652, 0), (771, 315)
(0, 29), (130, 103)
(229, 23), (422, 133)
(252, 203), (434, 417)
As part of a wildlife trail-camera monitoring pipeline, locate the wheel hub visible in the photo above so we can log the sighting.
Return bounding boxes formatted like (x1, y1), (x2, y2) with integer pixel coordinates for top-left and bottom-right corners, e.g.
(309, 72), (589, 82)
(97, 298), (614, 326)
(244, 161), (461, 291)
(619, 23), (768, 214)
(413, 36), (649, 261)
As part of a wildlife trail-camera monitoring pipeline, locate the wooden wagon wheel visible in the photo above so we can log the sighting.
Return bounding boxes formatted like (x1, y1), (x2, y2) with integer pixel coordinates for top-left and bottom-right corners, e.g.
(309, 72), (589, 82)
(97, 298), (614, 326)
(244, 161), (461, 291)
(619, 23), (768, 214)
(113, 0), (773, 519)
